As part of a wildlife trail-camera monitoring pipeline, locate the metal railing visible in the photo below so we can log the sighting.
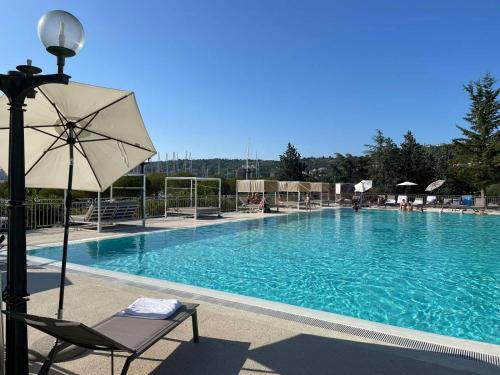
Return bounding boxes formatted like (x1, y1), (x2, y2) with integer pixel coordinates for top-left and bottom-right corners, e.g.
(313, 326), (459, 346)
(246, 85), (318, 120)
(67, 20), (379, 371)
(0, 195), (239, 231)
(0, 193), (497, 232)
(161, 195), (236, 216)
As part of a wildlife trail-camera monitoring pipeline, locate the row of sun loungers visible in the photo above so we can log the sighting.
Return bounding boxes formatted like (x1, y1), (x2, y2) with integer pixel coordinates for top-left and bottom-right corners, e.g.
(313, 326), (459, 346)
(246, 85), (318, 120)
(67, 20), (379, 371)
(378, 195), (488, 210)
(166, 206), (221, 218)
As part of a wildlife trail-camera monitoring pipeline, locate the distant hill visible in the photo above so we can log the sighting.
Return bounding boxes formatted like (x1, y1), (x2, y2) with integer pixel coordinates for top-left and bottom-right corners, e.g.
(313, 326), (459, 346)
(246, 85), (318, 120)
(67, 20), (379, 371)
(143, 158), (280, 178)
(142, 156), (352, 179)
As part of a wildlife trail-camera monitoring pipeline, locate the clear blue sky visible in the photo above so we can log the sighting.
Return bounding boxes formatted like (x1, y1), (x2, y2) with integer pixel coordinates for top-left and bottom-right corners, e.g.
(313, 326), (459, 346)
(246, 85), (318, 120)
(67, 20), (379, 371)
(1, 1), (499, 160)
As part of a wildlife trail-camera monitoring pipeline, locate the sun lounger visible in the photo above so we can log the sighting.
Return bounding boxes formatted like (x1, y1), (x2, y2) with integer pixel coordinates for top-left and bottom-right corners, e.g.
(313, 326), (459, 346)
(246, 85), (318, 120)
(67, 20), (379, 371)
(6, 302), (199, 375)
(442, 198), (452, 207)
(413, 197), (424, 206)
(472, 197), (487, 212)
(279, 200), (298, 208)
(385, 195), (397, 206)
(461, 195), (473, 207)
(426, 195), (437, 206)
(451, 198), (462, 209)
(239, 197), (260, 212)
(397, 195), (408, 205)
(73, 201), (139, 227)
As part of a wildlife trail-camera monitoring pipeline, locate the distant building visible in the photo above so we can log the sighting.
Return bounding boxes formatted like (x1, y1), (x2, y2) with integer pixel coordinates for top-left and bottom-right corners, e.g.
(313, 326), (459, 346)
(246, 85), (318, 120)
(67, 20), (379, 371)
(0, 169), (7, 182)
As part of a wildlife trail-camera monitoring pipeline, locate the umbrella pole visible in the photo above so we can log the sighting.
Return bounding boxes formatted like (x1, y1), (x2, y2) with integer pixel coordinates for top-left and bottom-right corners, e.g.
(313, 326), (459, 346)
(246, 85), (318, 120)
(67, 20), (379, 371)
(58, 128), (75, 319)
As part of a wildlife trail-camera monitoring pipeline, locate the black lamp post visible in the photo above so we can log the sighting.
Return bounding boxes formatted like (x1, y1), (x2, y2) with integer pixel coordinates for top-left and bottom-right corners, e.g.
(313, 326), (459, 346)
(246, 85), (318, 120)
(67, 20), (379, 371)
(0, 10), (84, 374)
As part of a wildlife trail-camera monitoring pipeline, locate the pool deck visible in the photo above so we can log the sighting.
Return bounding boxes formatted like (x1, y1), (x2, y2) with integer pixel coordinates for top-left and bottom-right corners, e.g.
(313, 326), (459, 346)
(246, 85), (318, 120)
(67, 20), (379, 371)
(3, 208), (499, 374)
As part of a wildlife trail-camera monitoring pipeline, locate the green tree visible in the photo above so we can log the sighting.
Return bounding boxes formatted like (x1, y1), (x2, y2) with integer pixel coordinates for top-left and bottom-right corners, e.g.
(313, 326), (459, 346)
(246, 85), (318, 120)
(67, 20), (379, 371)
(453, 73), (500, 200)
(147, 172), (167, 196)
(277, 143), (306, 180)
(365, 130), (401, 191)
(399, 131), (431, 187)
(0, 181), (8, 199)
(327, 153), (369, 184)
(423, 144), (472, 194)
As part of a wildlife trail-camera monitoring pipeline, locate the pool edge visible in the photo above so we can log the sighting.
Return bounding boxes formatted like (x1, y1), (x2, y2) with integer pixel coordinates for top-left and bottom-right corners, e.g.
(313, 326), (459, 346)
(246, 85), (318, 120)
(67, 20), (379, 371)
(27, 254), (500, 367)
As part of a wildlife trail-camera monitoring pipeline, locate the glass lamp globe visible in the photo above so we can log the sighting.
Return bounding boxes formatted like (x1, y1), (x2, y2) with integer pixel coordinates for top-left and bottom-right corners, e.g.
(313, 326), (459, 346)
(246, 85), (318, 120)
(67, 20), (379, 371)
(38, 10), (84, 58)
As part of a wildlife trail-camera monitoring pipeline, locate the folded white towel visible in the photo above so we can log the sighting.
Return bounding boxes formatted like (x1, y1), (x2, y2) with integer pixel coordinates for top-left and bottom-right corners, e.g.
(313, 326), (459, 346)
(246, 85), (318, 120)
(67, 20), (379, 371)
(119, 297), (182, 319)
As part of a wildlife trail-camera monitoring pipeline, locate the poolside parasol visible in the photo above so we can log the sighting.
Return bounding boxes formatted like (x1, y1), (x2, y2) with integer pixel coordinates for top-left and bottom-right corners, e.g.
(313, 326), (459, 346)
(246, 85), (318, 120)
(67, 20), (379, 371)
(425, 179), (445, 192)
(354, 180), (372, 205)
(354, 180), (372, 193)
(397, 181), (417, 194)
(0, 82), (156, 319)
(397, 181), (418, 187)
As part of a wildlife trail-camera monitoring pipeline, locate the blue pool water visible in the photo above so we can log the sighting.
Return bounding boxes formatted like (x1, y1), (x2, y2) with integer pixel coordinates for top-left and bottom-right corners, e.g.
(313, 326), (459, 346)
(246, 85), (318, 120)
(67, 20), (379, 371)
(30, 209), (500, 344)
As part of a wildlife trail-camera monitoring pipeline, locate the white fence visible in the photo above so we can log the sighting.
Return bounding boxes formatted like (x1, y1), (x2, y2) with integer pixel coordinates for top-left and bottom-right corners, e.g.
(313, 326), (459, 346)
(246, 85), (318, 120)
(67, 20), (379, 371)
(0, 195), (238, 231)
(0, 193), (498, 231)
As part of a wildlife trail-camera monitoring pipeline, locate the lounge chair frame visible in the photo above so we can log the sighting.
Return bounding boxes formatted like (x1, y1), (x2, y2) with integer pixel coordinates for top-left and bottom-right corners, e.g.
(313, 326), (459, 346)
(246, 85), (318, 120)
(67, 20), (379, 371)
(5, 303), (199, 375)
(165, 177), (222, 219)
(72, 200), (140, 231)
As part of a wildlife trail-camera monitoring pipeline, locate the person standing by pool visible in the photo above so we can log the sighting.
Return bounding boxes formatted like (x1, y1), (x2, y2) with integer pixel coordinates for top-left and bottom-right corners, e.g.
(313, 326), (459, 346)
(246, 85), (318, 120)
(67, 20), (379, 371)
(305, 194), (312, 210)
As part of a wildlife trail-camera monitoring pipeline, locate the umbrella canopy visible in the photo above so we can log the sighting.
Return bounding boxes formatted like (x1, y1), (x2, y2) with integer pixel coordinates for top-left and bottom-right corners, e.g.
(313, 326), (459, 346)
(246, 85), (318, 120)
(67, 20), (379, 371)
(0, 82), (155, 323)
(0, 82), (156, 192)
(354, 180), (372, 193)
(397, 181), (418, 186)
(425, 179), (445, 192)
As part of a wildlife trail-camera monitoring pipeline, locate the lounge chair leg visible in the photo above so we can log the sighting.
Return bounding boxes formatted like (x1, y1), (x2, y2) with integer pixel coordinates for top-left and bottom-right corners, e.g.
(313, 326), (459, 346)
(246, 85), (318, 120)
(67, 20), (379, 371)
(38, 358), (54, 375)
(192, 311), (199, 343)
(38, 340), (58, 375)
(120, 356), (133, 375)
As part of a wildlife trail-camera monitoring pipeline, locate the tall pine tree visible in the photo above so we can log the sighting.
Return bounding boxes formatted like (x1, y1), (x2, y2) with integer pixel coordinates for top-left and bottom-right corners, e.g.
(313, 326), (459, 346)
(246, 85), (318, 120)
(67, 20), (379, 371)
(399, 131), (430, 186)
(365, 130), (401, 191)
(453, 73), (500, 200)
(277, 143), (306, 180)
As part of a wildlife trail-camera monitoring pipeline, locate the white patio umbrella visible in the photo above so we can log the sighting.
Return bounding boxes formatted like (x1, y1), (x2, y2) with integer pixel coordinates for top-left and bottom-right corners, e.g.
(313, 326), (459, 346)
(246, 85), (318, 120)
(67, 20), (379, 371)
(397, 181), (418, 187)
(397, 181), (417, 194)
(354, 180), (372, 205)
(354, 180), (373, 193)
(0, 82), (156, 319)
(425, 179), (445, 192)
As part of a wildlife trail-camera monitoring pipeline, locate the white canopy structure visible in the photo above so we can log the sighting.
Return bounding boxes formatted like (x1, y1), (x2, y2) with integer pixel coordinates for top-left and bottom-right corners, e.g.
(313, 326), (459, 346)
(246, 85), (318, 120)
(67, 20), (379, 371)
(0, 82), (156, 192)
(309, 182), (330, 206)
(165, 177), (221, 219)
(279, 181), (311, 192)
(236, 180), (279, 193)
(278, 181), (311, 209)
(236, 180), (279, 211)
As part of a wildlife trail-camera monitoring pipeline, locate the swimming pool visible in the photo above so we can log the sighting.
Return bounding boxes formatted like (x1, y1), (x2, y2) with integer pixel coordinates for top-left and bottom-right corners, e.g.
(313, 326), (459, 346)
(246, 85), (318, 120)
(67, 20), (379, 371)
(30, 209), (500, 345)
